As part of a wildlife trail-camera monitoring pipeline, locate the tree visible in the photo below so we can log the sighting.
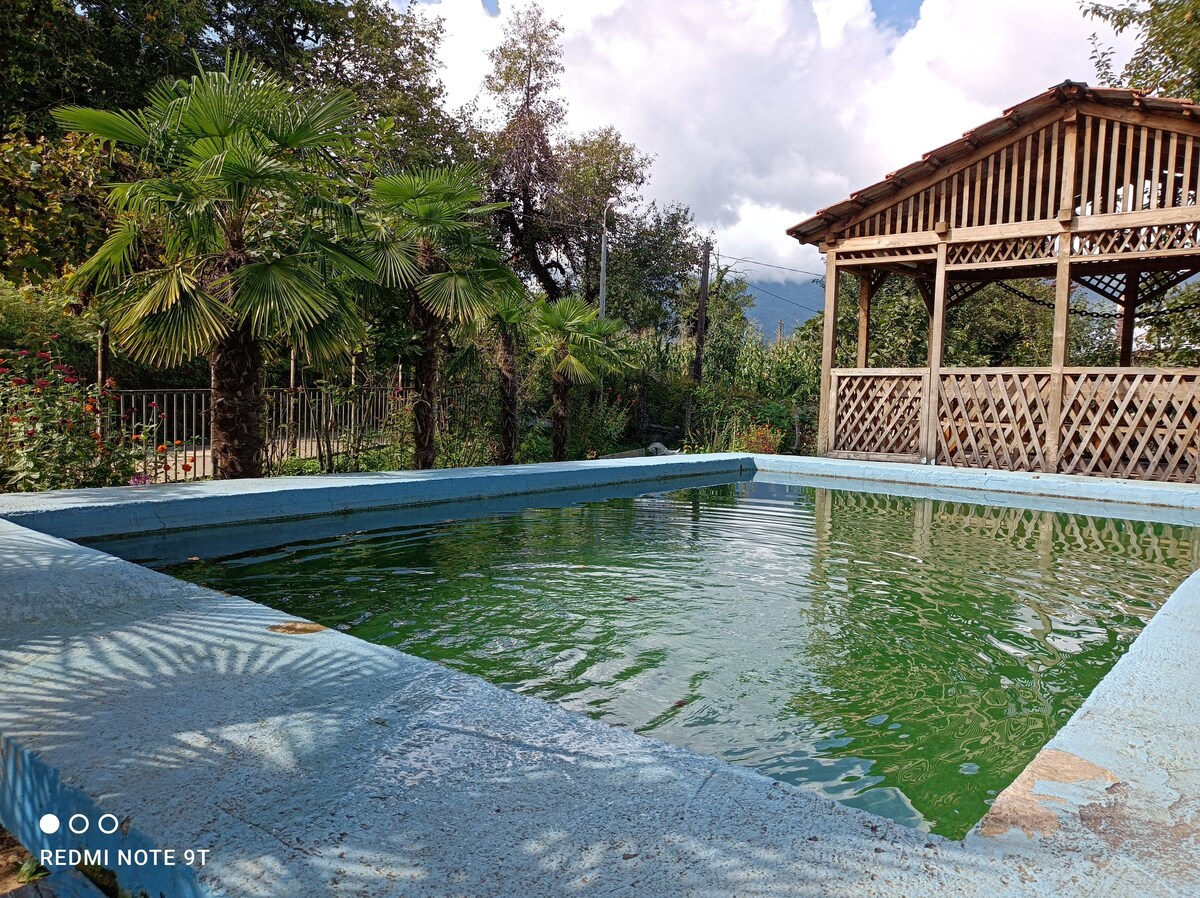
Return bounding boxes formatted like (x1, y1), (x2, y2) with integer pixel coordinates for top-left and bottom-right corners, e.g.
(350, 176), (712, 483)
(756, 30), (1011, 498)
(303, 2), (471, 171)
(55, 56), (368, 478)
(1084, 1), (1200, 99)
(0, 131), (122, 286)
(363, 166), (521, 469)
(529, 296), (626, 461)
(552, 127), (651, 302)
(488, 293), (533, 465)
(483, 3), (569, 299)
(604, 202), (700, 333)
(1, 0), (210, 135)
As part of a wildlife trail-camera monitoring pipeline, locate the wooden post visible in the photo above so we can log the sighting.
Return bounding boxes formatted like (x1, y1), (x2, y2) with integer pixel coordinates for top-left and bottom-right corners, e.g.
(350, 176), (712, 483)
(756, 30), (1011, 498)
(856, 273), (871, 368)
(691, 240), (711, 383)
(920, 242), (949, 464)
(816, 249), (839, 456)
(1046, 238), (1072, 472)
(96, 322), (109, 387)
(1118, 272), (1138, 366)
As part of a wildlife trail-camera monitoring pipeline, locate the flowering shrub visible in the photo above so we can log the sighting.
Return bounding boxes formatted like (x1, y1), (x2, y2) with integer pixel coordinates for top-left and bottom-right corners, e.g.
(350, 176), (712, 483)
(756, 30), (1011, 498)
(0, 346), (141, 491)
(731, 422), (785, 455)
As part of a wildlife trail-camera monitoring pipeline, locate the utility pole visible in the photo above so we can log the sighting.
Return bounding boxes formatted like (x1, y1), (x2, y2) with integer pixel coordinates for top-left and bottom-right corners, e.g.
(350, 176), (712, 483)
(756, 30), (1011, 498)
(598, 197), (617, 317)
(691, 240), (711, 383)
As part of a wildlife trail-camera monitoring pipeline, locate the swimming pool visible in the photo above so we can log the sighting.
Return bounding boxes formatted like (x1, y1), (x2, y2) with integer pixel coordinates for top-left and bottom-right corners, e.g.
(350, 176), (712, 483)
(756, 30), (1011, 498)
(151, 475), (1198, 839)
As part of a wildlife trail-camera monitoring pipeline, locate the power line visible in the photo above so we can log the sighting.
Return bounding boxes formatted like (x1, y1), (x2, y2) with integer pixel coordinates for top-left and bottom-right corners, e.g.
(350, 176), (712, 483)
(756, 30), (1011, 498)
(720, 255), (825, 278)
(744, 281), (823, 315)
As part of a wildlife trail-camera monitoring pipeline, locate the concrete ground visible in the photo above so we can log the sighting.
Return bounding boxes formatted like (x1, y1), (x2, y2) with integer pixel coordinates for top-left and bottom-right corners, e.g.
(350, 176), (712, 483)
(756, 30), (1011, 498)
(1, 455), (1198, 897)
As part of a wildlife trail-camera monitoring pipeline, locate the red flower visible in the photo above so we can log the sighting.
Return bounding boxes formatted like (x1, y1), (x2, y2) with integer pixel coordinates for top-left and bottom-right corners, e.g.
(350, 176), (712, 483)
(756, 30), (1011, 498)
(35, 352), (51, 360)
(34, 379), (49, 388)
(48, 333), (59, 340)
(0, 368), (8, 375)
(24, 429), (34, 437)
(63, 376), (79, 384)
(17, 350), (29, 357)
(148, 402), (157, 408)
(181, 463), (193, 472)
(11, 378), (27, 386)
(156, 444), (168, 453)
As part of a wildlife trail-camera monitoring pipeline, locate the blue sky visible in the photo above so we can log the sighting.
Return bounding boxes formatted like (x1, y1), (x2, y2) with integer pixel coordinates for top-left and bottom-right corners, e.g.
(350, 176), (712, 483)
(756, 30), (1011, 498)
(870, 0), (922, 32)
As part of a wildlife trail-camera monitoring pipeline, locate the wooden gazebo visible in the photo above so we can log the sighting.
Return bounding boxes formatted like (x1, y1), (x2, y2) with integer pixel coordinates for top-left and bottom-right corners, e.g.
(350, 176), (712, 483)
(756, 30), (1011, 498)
(789, 81), (1200, 482)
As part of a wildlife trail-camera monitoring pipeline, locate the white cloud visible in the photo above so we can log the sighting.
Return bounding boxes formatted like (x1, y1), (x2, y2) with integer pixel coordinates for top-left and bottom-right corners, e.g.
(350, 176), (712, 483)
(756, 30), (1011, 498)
(417, 0), (1134, 283)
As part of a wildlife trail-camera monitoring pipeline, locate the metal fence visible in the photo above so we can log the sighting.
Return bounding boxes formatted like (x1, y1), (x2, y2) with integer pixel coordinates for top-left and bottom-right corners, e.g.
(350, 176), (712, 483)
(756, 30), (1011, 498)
(114, 387), (406, 482)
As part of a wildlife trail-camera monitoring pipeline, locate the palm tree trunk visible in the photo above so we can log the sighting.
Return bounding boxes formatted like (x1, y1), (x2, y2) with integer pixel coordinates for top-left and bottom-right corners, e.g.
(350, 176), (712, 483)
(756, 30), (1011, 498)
(210, 325), (265, 479)
(551, 370), (570, 462)
(412, 298), (440, 469)
(498, 329), (519, 465)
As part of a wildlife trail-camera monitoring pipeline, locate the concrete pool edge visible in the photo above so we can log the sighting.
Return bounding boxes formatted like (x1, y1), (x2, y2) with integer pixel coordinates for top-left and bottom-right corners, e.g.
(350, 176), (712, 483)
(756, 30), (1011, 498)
(2, 454), (1199, 897)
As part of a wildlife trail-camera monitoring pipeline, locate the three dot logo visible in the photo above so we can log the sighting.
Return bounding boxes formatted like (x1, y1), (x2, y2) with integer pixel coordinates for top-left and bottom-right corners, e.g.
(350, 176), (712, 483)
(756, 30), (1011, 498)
(38, 812), (120, 835)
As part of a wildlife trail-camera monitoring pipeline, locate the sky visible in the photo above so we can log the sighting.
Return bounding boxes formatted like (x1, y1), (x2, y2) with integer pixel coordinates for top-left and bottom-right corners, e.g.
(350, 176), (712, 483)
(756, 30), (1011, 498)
(412, 0), (1134, 328)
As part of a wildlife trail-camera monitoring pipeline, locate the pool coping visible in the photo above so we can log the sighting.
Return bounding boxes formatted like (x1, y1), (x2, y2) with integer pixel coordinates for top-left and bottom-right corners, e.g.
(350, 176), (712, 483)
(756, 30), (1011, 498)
(1, 453), (1198, 897)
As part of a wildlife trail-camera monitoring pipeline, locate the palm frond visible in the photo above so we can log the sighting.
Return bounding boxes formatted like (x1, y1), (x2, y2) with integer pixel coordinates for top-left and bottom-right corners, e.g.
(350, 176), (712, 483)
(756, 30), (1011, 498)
(52, 107), (151, 146)
(223, 257), (338, 336)
(69, 218), (142, 290)
(417, 270), (497, 322)
(106, 267), (230, 366)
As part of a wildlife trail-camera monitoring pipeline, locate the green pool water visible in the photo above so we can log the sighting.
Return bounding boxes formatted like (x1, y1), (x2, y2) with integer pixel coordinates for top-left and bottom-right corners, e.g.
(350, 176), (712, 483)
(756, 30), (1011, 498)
(162, 479), (1199, 838)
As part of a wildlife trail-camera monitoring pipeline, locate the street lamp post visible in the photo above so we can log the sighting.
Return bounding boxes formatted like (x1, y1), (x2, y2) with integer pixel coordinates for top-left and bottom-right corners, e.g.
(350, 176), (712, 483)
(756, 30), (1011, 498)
(598, 197), (617, 318)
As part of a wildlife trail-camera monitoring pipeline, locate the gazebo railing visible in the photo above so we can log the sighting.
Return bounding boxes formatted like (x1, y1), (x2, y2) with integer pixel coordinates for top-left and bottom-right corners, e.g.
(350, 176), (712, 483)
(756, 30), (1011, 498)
(828, 366), (1200, 482)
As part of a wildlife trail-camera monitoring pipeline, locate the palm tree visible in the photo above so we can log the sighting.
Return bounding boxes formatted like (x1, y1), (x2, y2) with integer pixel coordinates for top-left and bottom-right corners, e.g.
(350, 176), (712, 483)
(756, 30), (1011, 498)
(54, 56), (367, 478)
(529, 297), (626, 462)
(363, 166), (521, 469)
(489, 293), (533, 465)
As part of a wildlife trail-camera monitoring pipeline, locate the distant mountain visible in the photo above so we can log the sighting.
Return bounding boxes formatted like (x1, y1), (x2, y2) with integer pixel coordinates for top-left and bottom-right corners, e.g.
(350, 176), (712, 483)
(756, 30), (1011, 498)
(743, 279), (824, 337)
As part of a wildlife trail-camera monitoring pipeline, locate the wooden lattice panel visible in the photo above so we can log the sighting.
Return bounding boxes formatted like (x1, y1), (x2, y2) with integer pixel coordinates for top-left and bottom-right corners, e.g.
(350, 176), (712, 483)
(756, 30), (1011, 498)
(946, 235), (1058, 267)
(832, 373), (923, 457)
(1059, 371), (1200, 481)
(937, 371), (1052, 471)
(1074, 269), (1200, 305)
(1072, 221), (1200, 258)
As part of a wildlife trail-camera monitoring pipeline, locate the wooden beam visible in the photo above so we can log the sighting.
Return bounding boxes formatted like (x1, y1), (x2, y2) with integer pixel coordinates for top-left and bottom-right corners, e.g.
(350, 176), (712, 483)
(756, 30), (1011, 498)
(920, 242), (949, 464)
(915, 278), (934, 315)
(1046, 230), (1073, 472)
(816, 251), (840, 456)
(1118, 272), (1138, 366)
(1076, 101), (1200, 141)
(857, 272), (872, 368)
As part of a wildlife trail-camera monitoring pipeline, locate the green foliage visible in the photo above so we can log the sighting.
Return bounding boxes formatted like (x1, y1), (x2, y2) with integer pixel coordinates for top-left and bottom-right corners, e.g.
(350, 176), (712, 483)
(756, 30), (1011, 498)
(1084, 1), (1200, 99)
(1139, 282), (1200, 365)
(0, 0), (209, 135)
(0, 346), (140, 491)
(16, 855), (49, 884)
(0, 279), (96, 379)
(567, 390), (635, 459)
(0, 131), (120, 285)
(605, 203), (700, 333)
